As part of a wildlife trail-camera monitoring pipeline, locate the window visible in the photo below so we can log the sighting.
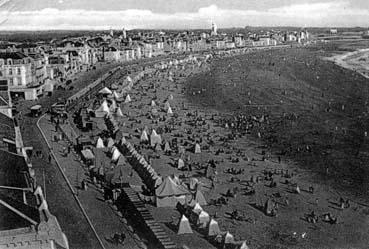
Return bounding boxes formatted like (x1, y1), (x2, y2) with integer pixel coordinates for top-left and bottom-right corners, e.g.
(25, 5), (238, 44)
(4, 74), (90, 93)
(17, 68), (21, 75)
(8, 68), (12, 75)
(9, 78), (13, 86)
(0, 71), (2, 77)
(18, 77), (22, 85)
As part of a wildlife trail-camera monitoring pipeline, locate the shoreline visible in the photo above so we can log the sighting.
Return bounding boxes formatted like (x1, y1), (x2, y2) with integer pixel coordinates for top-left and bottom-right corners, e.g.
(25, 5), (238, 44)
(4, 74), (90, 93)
(325, 48), (369, 79)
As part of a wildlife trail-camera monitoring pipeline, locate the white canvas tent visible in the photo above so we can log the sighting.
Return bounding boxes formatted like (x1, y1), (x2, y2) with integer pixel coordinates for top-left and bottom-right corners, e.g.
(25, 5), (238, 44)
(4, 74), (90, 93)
(167, 106), (173, 115)
(150, 130), (162, 147)
(116, 107), (123, 117)
(178, 158), (185, 170)
(177, 215), (193, 235)
(208, 219), (221, 236)
(111, 147), (121, 162)
(195, 189), (207, 206)
(99, 87), (112, 95)
(96, 137), (105, 148)
(125, 94), (131, 103)
(95, 100), (110, 117)
(224, 231), (235, 244)
(194, 143), (201, 153)
(140, 130), (149, 142)
(155, 176), (190, 207)
(193, 202), (203, 215)
(197, 210), (210, 228)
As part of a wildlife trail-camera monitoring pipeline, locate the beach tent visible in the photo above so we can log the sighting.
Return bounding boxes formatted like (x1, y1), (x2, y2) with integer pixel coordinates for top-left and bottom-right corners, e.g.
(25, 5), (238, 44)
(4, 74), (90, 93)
(125, 94), (131, 103)
(194, 143), (201, 154)
(208, 219), (221, 236)
(164, 142), (171, 153)
(140, 130), (149, 142)
(155, 176), (190, 207)
(116, 107), (123, 117)
(239, 241), (250, 249)
(178, 158), (185, 170)
(167, 106), (173, 115)
(154, 143), (162, 151)
(95, 100), (110, 117)
(224, 231), (235, 245)
(197, 210), (210, 228)
(195, 189), (207, 206)
(96, 137), (105, 149)
(111, 147), (121, 162)
(99, 87), (112, 95)
(150, 130), (162, 147)
(177, 215), (193, 234)
(193, 202), (203, 215)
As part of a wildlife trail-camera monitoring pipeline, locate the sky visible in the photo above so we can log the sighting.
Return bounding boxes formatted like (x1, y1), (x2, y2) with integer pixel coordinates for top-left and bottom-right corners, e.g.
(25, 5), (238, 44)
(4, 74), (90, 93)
(0, 0), (368, 30)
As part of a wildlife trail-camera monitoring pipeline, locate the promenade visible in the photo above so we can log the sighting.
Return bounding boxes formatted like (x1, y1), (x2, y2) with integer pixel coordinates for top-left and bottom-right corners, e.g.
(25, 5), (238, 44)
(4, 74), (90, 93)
(38, 114), (142, 249)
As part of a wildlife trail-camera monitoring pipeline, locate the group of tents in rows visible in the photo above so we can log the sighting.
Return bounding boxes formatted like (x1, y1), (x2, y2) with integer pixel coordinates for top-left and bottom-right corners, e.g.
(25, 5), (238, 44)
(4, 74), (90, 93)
(176, 202), (249, 249)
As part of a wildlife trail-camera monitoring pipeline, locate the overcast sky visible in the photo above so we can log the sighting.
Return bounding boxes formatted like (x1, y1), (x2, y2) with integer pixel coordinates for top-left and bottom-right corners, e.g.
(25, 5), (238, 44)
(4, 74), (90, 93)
(0, 0), (368, 30)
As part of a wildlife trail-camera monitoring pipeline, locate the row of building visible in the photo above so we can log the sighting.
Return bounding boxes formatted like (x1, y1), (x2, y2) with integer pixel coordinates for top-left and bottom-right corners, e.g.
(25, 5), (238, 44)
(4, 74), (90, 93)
(0, 26), (310, 103)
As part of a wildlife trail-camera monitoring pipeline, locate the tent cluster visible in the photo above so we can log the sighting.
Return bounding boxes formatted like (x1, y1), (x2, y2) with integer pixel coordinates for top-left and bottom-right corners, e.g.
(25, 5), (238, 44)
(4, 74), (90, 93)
(176, 202), (249, 249)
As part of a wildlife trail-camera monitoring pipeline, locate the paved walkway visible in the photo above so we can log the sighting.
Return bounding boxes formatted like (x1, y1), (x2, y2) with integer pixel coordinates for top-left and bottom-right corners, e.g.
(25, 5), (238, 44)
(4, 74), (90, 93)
(38, 114), (141, 249)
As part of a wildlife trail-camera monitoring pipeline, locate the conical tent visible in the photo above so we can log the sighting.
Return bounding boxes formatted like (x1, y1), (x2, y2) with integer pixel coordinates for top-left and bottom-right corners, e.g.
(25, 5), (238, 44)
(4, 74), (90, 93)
(154, 143), (162, 151)
(111, 147), (121, 162)
(167, 106), (173, 115)
(99, 87), (112, 95)
(125, 94), (131, 103)
(194, 143), (201, 153)
(239, 241), (250, 249)
(140, 130), (149, 142)
(95, 100), (110, 117)
(116, 107), (123, 117)
(96, 137), (105, 148)
(150, 130), (162, 147)
(195, 189), (207, 206)
(178, 158), (185, 170)
(151, 100), (156, 107)
(224, 231), (235, 244)
(193, 202), (203, 215)
(177, 215), (193, 234)
(208, 219), (221, 236)
(197, 210), (210, 228)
